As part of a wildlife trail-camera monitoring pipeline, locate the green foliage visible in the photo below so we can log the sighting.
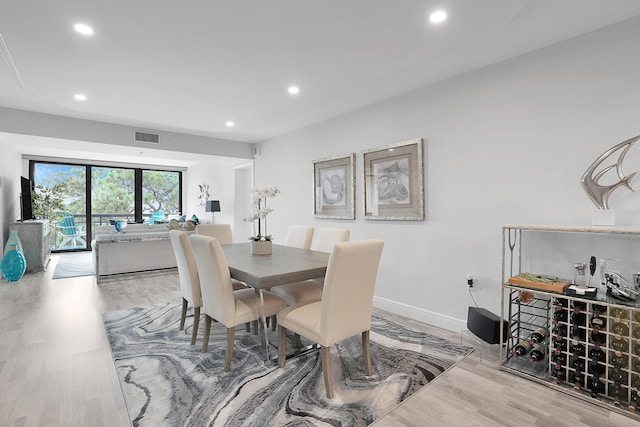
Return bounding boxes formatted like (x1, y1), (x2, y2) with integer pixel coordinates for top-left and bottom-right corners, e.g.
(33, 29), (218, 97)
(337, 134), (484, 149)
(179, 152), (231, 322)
(32, 183), (66, 220)
(91, 168), (135, 214)
(33, 164), (180, 218)
(142, 171), (180, 214)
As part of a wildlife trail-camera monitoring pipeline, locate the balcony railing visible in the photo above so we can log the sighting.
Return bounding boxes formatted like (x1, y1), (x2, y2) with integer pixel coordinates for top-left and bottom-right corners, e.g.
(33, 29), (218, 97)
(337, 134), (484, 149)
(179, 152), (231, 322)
(49, 213), (144, 251)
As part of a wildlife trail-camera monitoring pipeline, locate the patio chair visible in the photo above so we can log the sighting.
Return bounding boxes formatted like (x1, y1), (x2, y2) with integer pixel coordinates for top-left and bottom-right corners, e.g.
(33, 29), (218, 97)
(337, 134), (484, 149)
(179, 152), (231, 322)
(56, 212), (86, 249)
(149, 211), (165, 224)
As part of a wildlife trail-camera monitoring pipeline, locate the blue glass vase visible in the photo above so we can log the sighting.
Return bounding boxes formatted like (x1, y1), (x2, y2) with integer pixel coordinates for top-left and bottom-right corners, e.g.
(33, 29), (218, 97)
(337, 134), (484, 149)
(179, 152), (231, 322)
(2, 229), (26, 282)
(4, 229), (23, 254)
(1, 250), (26, 282)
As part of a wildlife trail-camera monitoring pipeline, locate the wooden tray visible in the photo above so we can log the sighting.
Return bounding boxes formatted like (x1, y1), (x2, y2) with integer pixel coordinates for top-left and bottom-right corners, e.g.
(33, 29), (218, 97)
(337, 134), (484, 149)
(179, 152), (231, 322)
(508, 273), (570, 293)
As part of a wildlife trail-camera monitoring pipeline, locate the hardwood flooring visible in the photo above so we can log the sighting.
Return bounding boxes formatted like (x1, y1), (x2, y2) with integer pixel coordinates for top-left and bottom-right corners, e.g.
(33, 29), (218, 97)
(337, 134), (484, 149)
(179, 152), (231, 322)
(1, 254), (638, 426)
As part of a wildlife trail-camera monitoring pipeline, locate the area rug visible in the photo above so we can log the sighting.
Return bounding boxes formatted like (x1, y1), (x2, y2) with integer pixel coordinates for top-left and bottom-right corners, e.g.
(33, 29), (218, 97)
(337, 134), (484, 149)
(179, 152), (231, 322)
(52, 252), (95, 279)
(103, 302), (473, 426)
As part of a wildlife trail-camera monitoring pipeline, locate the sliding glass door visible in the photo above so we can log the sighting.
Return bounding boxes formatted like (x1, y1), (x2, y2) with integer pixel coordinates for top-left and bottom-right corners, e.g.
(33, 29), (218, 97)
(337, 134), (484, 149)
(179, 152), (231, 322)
(31, 160), (182, 252)
(33, 163), (88, 251)
(91, 167), (135, 233)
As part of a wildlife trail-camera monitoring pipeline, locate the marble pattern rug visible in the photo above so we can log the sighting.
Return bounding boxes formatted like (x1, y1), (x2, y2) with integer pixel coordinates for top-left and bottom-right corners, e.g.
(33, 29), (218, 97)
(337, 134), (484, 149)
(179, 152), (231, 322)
(103, 302), (473, 426)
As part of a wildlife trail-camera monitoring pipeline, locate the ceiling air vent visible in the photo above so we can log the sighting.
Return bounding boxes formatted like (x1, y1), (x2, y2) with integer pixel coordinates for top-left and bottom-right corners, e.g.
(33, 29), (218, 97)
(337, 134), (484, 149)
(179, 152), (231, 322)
(134, 131), (160, 144)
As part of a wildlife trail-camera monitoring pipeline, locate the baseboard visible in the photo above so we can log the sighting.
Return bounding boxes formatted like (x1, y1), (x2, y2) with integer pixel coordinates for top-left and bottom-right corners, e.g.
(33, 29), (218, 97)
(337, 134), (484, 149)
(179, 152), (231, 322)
(373, 296), (466, 333)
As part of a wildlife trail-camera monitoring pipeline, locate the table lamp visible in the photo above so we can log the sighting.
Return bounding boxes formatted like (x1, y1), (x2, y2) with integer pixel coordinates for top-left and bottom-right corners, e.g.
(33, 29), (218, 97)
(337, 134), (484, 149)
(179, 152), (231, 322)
(205, 200), (221, 223)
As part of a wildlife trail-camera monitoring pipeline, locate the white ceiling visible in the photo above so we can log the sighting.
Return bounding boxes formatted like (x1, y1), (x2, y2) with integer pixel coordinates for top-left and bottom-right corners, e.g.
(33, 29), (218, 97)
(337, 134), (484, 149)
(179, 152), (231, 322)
(2, 1), (640, 164)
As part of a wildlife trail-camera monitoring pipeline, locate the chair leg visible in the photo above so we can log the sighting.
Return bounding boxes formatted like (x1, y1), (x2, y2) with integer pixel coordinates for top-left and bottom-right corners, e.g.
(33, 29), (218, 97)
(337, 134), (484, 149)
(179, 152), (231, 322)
(202, 315), (212, 353)
(294, 333), (303, 349)
(179, 298), (188, 330)
(362, 330), (372, 376)
(321, 346), (334, 399)
(225, 327), (235, 372)
(191, 306), (200, 345)
(271, 315), (277, 331)
(277, 325), (286, 367)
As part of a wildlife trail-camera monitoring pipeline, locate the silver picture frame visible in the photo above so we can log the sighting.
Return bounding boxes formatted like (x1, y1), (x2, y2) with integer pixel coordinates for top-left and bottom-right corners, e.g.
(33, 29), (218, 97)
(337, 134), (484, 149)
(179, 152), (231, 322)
(362, 138), (425, 221)
(313, 153), (355, 220)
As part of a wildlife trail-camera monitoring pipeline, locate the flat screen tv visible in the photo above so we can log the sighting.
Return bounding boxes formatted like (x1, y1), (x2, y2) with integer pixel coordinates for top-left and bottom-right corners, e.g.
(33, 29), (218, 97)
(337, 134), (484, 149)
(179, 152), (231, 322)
(20, 176), (34, 221)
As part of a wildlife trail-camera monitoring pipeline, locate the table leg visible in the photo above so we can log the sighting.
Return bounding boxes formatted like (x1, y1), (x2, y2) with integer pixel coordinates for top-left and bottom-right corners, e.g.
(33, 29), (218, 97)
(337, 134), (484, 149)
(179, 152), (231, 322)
(254, 287), (271, 361)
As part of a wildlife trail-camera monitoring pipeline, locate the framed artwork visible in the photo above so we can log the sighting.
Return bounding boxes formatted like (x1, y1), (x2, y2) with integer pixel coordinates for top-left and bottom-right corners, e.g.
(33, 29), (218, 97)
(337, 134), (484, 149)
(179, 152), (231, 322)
(362, 138), (424, 220)
(313, 153), (355, 219)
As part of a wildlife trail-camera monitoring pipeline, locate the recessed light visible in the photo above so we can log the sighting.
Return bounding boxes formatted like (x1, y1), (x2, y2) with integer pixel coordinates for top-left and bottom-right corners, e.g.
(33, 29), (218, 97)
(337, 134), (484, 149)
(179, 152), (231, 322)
(429, 10), (447, 24)
(288, 86), (300, 95)
(73, 23), (95, 36)
(225, 121), (235, 128)
(74, 94), (87, 101)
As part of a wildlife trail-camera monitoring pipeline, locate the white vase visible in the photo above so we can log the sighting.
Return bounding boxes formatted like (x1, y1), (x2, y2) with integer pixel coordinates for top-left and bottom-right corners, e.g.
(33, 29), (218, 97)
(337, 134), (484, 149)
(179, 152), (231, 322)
(250, 240), (272, 255)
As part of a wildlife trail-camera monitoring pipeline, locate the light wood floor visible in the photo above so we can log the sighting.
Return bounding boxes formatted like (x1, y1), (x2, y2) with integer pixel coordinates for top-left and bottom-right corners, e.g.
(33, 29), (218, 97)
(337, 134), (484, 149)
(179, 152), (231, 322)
(1, 254), (639, 427)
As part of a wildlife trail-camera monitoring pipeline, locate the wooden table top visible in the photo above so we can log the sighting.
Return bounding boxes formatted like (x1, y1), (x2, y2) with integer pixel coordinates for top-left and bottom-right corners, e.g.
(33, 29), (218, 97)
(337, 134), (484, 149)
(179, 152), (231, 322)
(222, 243), (330, 289)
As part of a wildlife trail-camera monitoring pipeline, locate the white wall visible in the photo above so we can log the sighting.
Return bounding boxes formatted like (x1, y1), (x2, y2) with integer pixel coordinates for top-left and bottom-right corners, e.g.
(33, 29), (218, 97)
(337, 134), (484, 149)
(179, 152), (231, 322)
(253, 17), (640, 332)
(186, 161), (252, 241)
(0, 139), (24, 255)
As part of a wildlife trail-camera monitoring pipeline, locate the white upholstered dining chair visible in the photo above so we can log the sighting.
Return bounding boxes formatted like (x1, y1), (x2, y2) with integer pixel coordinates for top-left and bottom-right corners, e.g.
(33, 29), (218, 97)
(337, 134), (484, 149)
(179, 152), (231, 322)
(189, 234), (288, 371)
(169, 230), (203, 345)
(277, 239), (384, 398)
(196, 223), (234, 245)
(271, 227), (350, 305)
(196, 223), (248, 290)
(284, 225), (314, 249)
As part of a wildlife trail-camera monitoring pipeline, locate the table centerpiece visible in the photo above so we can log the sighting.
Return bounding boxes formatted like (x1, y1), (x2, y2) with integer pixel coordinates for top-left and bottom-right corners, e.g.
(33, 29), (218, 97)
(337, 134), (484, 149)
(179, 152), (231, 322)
(245, 185), (280, 255)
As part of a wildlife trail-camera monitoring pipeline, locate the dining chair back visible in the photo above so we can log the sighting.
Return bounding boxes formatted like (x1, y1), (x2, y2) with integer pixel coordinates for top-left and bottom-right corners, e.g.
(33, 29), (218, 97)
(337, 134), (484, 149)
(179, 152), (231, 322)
(189, 234), (287, 371)
(196, 224), (234, 244)
(313, 227), (350, 253)
(169, 230), (202, 345)
(277, 239), (384, 398)
(270, 227), (350, 306)
(284, 225), (314, 249)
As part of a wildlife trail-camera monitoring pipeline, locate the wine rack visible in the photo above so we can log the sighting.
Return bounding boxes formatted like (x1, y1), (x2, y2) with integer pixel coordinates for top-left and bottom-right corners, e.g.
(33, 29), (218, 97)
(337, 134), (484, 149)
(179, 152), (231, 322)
(500, 225), (640, 420)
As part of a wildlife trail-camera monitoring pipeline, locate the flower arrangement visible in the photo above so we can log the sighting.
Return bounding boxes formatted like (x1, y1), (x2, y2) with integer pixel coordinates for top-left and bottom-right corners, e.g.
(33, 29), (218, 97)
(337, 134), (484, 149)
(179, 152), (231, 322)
(244, 185), (280, 241)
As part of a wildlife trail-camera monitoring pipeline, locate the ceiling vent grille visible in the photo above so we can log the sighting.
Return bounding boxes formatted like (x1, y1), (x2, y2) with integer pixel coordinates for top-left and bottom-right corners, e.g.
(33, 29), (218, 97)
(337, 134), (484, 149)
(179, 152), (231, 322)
(134, 131), (160, 144)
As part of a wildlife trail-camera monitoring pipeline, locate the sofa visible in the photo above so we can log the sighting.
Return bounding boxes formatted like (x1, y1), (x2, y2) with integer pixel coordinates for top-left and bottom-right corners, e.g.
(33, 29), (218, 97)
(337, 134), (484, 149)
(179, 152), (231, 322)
(92, 223), (190, 281)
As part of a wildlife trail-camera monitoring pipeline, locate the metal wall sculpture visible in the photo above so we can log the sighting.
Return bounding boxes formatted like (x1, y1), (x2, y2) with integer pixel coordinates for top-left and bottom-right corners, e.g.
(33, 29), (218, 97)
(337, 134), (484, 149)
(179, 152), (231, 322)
(198, 184), (210, 207)
(580, 135), (640, 210)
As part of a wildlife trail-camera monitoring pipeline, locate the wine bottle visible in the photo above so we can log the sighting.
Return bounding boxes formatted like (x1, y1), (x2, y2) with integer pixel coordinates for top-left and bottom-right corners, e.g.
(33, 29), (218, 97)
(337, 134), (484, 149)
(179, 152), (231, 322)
(589, 346), (606, 377)
(552, 336), (567, 352)
(572, 358), (585, 390)
(552, 297), (568, 309)
(610, 350), (629, 370)
(570, 324), (586, 341)
(590, 310), (606, 334)
(610, 306), (629, 322)
(551, 349), (567, 366)
(610, 364), (627, 408)
(528, 327), (547, 344)
(590, 329), (606, 347)
(630, 389), (639, 411)
(570, 339), (586, 359)
(589, 374), (604, 398)
(553, 324), (567, 339)
(513, 339), (532, 357)
(553, 308), (568, 325)
(553, 365), (566, 385)
(611, 320), (629, 336)
(611, 334), (629, 354)
(529, 343), (546, 363)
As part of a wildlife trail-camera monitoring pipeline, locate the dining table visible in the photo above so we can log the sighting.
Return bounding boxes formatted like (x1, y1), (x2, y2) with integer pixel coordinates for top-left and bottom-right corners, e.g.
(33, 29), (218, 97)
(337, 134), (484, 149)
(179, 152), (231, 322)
(221, 242), (330, 360)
